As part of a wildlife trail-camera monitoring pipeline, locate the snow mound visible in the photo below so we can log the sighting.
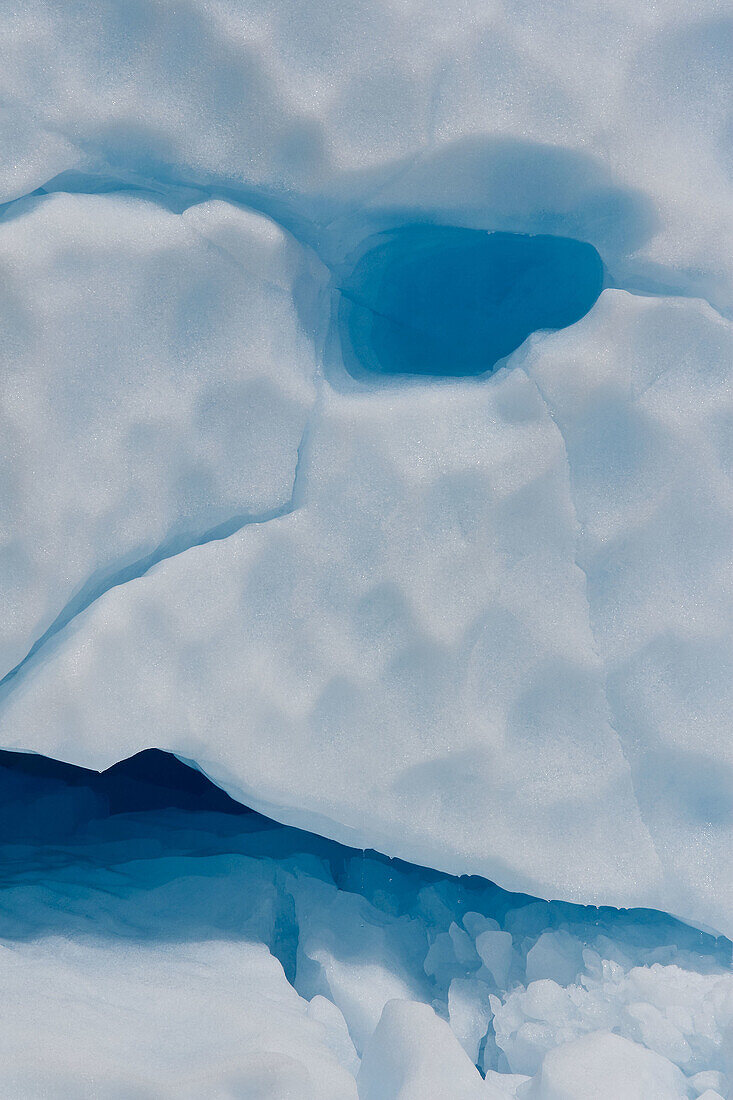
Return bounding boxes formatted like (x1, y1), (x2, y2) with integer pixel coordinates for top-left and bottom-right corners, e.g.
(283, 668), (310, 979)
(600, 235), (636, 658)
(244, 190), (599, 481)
(525, 1031), (690, 1100)
(0, 938), (357, 1099)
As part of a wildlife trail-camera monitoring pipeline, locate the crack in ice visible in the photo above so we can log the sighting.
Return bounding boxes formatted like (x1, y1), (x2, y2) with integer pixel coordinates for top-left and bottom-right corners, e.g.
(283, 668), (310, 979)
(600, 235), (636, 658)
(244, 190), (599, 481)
(519, 362), (668, 889)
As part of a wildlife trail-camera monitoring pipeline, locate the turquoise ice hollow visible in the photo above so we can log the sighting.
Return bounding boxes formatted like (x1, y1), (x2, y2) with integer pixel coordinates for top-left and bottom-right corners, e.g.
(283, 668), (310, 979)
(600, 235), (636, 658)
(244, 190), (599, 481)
(338, 226), (604, 377)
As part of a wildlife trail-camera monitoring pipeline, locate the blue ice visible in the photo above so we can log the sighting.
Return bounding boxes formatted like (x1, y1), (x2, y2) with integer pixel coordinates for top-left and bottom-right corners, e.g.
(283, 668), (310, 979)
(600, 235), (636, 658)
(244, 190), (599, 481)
(338, 227), (604, 377)
(0, 747), (729, 1092)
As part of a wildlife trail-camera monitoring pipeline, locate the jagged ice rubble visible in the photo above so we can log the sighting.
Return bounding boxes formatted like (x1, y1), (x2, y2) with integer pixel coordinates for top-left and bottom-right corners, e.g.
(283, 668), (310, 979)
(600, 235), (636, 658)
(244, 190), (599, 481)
(2, 0), (733, 1095)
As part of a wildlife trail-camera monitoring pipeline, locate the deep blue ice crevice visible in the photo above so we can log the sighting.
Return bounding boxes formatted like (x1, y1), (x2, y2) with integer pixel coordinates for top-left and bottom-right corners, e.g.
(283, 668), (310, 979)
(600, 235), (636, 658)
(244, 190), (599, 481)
(336, 226), (605, 378)
(0, 746), (730, 1086)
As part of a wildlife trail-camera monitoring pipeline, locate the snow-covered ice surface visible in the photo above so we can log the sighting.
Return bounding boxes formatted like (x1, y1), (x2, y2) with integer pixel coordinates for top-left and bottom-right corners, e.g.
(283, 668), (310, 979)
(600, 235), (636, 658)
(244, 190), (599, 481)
(4, 0), (733, 313)
(3, 0), (733, 1093)
(4, 287), (732, 939)
(0, 191), (322, 680)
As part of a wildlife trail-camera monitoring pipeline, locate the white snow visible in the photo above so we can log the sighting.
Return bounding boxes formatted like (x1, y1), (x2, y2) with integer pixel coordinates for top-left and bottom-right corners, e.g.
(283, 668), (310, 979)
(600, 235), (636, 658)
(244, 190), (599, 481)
(520, 289), (733, 938)
(0, 191), (321, 678)
(0, 938), (358, 1099)
(358, 1000), (487, 1100)
(524, 1031), (690, 1100)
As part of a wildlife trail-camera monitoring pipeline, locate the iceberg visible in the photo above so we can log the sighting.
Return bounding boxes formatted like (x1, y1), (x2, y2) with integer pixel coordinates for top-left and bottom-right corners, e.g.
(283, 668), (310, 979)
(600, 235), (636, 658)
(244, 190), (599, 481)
(2, 0), (733, 1093)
